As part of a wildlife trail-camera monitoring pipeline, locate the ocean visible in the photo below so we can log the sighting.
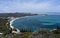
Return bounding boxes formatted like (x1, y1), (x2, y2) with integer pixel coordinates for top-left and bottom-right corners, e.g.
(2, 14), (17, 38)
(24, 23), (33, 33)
(12, 15), (60, 32)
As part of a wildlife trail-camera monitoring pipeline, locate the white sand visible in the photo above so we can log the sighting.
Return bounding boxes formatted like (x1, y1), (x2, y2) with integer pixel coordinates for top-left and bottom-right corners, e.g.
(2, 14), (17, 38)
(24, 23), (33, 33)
(0, 33), (3, 35)
(10, 17), (19, 29)
(9, 17), (21, 34)
(10, 16), (29, 28)
(12, 28), (21, 34)
(9, 16), (30, 34)
(10, 16), (30, 29)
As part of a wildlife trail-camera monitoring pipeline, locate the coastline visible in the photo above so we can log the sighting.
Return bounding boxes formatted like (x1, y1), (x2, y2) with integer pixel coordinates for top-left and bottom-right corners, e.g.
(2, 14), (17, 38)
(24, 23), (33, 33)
(9, 17), (21, 34)
(9, 16), (30, 29)
(9, 16), (30, 34)
(9, 16), (57, 33)
(10, 17), (19, 29)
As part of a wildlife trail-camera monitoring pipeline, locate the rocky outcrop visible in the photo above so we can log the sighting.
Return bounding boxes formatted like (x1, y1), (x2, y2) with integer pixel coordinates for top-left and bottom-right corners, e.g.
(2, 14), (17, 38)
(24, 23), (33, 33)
(29, 29), (60, 38)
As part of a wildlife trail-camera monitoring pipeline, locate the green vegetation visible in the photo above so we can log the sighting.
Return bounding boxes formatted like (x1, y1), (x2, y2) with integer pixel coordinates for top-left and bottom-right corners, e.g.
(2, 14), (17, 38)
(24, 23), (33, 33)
(29, 29), (60, 38)
(52, 29), (60, 34)
(0, 32), (32, 38)
(0, 13), (60, 38)
(0, 18), (10, 33)
(0, 13), (38, 38)
(0, 18), (32, 38)
(13, 32), (32, 38)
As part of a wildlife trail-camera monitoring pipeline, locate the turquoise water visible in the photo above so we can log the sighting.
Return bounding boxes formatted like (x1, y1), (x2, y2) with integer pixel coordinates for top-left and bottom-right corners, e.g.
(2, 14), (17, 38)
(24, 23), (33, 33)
(12, 15), (60, 32)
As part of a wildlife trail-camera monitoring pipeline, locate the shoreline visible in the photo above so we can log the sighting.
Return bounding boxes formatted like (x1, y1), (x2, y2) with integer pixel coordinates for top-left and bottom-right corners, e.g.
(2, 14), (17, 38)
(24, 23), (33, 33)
(9, 16), (30, 29)
(9, 16), (57, 33)
(9, 17), (21, 34)
(10, 17), (19, 29)
(9, 16), (30, 34)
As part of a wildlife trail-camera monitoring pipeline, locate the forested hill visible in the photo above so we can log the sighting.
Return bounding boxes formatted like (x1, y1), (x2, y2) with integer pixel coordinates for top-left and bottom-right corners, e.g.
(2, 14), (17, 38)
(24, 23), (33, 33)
(0, 13), (38, 17)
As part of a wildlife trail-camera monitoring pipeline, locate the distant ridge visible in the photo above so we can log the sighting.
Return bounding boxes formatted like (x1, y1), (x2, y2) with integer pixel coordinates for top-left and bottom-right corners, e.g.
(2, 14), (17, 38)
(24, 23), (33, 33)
(0, 13), (38, 17)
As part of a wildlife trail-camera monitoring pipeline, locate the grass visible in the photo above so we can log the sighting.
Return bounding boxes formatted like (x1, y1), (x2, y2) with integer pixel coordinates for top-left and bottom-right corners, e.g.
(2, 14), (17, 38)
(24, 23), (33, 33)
(0, 18), (10, 33)
(13, 32), (32, 38)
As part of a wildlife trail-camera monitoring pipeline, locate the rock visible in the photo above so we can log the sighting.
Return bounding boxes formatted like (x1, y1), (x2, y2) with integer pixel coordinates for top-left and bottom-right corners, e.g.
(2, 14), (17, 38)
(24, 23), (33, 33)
(29, 28), (60, 38)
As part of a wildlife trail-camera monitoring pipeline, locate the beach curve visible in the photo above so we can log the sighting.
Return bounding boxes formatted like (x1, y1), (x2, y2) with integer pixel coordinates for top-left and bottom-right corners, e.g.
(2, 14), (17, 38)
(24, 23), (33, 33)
(9, 16), (30, 34)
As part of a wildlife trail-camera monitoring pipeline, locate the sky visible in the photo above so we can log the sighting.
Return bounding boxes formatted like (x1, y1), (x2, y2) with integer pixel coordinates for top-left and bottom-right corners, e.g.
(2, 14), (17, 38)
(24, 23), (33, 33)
(0, 0), (60, 14)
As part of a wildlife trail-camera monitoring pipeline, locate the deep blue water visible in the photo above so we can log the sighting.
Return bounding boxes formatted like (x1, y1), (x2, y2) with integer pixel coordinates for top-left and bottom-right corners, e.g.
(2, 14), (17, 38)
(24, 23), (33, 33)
(12, 15), (60, 32)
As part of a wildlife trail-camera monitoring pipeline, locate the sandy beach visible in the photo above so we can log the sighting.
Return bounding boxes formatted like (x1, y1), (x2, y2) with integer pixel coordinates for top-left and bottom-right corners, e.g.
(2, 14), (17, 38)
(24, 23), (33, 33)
(9, 16), (30, 34)
(10, 17), (19, 29)
(9, 17), (20, 34)
(9, 16), (29, 29)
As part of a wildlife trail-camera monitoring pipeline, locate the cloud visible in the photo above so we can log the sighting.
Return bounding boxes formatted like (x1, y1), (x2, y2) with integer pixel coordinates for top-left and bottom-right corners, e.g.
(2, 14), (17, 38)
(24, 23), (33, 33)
(0, 0), (60, 14)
